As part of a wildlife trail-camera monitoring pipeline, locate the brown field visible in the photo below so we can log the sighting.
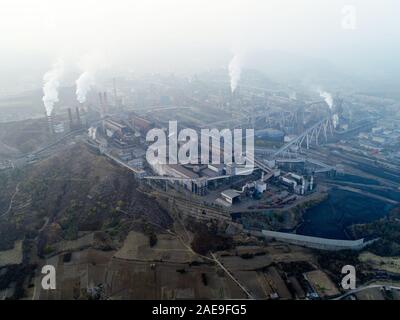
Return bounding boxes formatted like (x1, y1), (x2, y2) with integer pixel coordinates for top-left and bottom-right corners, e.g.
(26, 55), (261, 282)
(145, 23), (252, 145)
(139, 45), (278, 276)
(359, 252), (400, 274)
(304, 270), (340, 298)
(114, 231), (195, 263)
(0, 240), (23, 268)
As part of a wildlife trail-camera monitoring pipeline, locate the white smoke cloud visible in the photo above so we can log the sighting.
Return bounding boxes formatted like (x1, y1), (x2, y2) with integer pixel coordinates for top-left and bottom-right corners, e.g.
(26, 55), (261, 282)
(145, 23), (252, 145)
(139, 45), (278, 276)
(319, 90), (333, 109)
(314, 87), (338, 128)
(75, 71), (95, 103)
(42, 59), (64, 116)
(332, 113), (339, 128)
(229, 54), (241, 93)
(75, 51), (108, 104)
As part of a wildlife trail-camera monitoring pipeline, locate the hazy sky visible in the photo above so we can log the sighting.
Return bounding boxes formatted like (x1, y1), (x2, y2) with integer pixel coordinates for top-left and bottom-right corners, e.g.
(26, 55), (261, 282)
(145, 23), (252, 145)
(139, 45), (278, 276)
(1, 0), (399, 91)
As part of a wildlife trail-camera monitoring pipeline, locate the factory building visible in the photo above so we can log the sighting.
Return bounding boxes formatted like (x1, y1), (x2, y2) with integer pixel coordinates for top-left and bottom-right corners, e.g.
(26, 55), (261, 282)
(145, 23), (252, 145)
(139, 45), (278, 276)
(255, 181), (267, 193)
(88, 127), (97, 140)
(208, 163), (225, 175)
(280, 176), (298, 190)
(104, 119), (131, 137)
(129, 114), (152, 134)
(279, 173), (314, 195)
(221, 189), (241, 205)
(52, 122), (65, 134)
(102, 118), (137, 151)
(255, 128), (285, 143)
(150, 162), (208, 196)
(127, 158), (144, 169)
(226, 163), (254, 176)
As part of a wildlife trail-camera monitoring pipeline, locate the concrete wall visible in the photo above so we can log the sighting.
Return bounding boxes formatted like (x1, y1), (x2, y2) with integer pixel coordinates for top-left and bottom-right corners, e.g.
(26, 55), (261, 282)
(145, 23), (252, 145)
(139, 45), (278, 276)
(259, 230), (370, 251)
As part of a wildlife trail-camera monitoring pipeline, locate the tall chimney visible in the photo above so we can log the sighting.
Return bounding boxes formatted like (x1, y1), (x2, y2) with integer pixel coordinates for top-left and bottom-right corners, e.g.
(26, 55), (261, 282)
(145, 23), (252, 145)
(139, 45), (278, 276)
(98, 92), (103, 106)
(47, 115), (53, 135)
(103, 92), (108, 109)
(45, 110), (54, 137)
(113, 78), (118, 106)
(98, 92), (104, 116)
(68, 108), (73, 130)
(76, 107), (81, 127)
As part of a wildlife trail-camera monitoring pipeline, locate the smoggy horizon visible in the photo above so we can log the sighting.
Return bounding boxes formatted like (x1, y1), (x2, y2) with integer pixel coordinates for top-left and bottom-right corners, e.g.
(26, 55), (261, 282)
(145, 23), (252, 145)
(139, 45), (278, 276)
(1, 0), (400, 96)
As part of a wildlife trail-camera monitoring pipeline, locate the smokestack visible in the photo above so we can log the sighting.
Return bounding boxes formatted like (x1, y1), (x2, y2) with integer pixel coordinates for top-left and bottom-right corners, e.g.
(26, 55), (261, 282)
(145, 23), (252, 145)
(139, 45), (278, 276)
(42, 59), (64, 118)
(113, 78), (118, 105)
(45, 111), (54, 137)
(98, 92), (103, 106)
(68, 108), (73, 130)
(76, 107), (81, 126)
(99, 92), (105, 117)
(229, 54), (241, 94)
(103, 92), (108, 110)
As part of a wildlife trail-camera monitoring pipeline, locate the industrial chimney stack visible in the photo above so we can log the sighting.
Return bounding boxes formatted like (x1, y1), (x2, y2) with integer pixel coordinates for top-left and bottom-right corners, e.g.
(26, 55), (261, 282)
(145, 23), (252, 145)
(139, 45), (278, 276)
(47, 115), (54, 135)
(103, 92), (108, 112)
(76, 107), (81, 127)
(113, 78), (118, 106)
(68, 108), (74, 130)
(98, 92), (104, 117)
(45, 110), (55, 138)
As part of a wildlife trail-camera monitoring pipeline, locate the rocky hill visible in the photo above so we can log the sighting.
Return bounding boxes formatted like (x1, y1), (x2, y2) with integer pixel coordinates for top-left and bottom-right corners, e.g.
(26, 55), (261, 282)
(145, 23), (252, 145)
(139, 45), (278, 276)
(0, 143), (172, 252)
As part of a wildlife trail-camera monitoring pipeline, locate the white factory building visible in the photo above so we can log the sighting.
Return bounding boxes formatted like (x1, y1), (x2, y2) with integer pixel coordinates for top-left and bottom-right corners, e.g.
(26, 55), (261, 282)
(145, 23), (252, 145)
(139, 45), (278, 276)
(149, 162), (208, 195)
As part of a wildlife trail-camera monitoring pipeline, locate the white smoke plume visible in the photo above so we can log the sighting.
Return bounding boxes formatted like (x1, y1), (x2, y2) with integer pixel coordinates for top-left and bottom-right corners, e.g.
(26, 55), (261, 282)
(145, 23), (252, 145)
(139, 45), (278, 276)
(289, 91), (297, 100)
(229, 54), (241, 93)
(42, 59), (64, 116)
(319, 90), (333, 109)
(75, 51), (107, 104)
(332, 114), (339, 128)
(76, 71), (95, 103)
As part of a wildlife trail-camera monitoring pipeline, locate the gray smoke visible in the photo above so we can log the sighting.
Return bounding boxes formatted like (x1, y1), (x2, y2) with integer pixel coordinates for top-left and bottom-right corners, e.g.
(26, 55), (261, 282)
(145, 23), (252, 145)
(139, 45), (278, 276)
(42, 59), (64, 116)
(229, 54), (241, 93)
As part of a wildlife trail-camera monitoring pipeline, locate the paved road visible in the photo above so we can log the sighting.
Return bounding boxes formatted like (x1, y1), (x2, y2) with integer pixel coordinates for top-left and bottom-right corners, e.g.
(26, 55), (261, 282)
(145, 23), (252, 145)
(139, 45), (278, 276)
(327, 184), (398, 205)
(210, 252), (255, 300)
(334, 284), (400, 300)
(0, 182), (20, 218)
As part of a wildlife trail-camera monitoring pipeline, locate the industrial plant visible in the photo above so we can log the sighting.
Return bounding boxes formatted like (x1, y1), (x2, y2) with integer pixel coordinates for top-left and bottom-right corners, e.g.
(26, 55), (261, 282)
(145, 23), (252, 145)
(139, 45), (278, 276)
(0, 0), (400, 306)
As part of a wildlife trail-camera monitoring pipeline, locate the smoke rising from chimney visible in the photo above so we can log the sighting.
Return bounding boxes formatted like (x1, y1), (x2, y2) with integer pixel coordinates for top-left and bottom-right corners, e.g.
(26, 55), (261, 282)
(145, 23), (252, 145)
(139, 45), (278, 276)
(42, 59), (64, 117)
(316, 87), (338, 128)
(229, 54), (241, 93)
(332, 113), (339, 128)
(76, 71), (95, 103)
(319, 90), (333, 109)
(75, 51), (107, 104)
